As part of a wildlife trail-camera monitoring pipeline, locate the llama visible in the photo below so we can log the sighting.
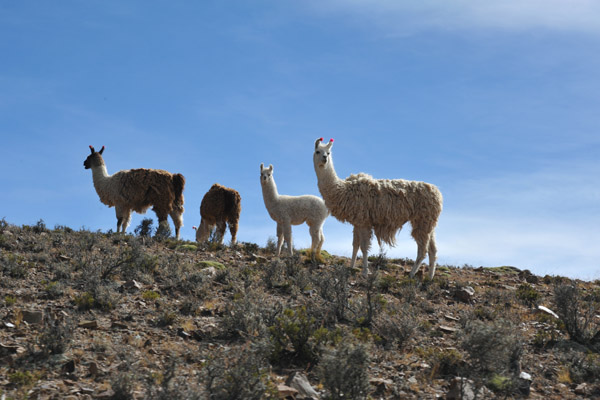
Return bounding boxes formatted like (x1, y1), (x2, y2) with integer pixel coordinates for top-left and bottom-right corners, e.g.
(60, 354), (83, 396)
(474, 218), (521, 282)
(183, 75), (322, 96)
(313, 138), (443, 278)
(260, 163), (329, 260)
(83, 145), (186, 239)
(195, 183), (241, 245)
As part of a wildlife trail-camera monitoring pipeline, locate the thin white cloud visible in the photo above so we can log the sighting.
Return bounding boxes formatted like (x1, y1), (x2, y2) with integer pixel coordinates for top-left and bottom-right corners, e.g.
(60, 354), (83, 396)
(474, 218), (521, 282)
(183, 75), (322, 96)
(310, 0), (600, 35)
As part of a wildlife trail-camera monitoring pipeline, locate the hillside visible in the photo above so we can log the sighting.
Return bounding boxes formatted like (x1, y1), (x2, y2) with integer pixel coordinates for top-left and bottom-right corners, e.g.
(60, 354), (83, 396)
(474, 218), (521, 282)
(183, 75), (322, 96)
(1, 219), (599, 399)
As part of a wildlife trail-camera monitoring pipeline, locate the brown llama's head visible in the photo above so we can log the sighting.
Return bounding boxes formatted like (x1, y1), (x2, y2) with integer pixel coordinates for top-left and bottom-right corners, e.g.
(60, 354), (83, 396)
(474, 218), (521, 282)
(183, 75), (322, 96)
(83, 145), (105, 169)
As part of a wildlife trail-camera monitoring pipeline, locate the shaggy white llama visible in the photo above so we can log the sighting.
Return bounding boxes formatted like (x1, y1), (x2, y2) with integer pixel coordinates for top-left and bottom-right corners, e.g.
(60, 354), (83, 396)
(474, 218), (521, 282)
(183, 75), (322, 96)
(83, 146), (186, 239)
(313, 138), (443, 278)
(260, 163), (329, 260)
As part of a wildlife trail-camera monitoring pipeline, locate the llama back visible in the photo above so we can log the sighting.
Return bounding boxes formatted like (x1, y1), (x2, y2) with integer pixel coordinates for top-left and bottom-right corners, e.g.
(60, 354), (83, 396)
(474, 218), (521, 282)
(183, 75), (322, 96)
(201, 184), (241, 222)
(321, 173), (441, 246)
(114, 168), (179, 213)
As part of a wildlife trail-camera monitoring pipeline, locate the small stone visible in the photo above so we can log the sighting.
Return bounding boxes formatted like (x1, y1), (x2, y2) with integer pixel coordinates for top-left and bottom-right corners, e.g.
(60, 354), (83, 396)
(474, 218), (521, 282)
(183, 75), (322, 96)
(454, 286), (475, 303)
(122, 280), (142, 290)
(110, 321), (128, 330)
(0, 343), (19, 356)
(177, 329), (192, 339)
(286, 372), (319, 399)
(575, 383), (587, 395)
(439, 325), (458, 334)
(277, 383), (298, 399)
(447, 377), (483, 400)
(536, 305), (559, 319)
(62, 359), (76, 374)
(78, 320), (98, 329)
(517, 371), (532, 395)
(88, 362), (99, 376)
(22, 310), (44, 325)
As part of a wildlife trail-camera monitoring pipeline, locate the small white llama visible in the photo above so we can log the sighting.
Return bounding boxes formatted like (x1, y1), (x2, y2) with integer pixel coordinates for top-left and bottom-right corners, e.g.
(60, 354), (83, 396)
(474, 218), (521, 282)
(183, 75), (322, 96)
(260, 163), (329, 260)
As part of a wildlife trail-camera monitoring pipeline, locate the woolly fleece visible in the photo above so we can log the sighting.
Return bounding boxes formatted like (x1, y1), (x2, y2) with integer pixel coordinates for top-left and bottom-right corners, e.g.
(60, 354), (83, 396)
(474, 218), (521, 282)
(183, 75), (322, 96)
(260, 163), (329, 260)
(196, 183), (241, 245)
(313, 138), (443, 278)
(83, 146), (185, 239)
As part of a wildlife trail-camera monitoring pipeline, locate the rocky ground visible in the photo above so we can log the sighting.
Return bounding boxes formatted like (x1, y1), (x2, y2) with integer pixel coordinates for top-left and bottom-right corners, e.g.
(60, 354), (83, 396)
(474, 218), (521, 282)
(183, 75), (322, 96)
(1, 219), (599, 399)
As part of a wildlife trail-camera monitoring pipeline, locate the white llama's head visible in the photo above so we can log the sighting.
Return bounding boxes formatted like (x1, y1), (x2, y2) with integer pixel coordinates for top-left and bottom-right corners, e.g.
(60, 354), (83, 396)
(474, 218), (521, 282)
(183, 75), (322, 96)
(260, 163), (274, 186)
(84, 145), (105, 169)
(313, 138), (333, 169)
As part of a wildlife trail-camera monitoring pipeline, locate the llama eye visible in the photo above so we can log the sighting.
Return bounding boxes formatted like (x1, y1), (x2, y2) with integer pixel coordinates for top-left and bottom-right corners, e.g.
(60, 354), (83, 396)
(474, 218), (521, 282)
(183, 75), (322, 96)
(316, 151), (320, 154)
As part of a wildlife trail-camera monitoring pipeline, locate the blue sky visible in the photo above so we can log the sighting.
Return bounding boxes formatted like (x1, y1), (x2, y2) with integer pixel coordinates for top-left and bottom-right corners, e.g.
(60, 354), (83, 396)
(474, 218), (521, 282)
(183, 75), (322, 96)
(1, 1), (599, 279)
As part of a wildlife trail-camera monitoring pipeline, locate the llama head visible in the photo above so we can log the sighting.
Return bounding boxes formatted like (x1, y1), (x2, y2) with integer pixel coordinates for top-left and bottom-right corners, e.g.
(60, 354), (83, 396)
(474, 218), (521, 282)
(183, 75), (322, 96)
(83, 145), (105, 169)
(313, 138), (333, 169)
(260, 163), (274, 185)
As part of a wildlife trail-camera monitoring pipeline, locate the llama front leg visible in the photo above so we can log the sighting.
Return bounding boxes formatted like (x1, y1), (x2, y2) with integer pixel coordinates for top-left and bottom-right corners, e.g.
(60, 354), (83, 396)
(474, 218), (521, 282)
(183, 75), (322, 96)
(276, 223), (284, 256)
(351, 227), (360, 269)
(283, 223), (293, 256)
(215, 221), (227, 244)
(122, 210), (132, 233)
(115, 206), (131, 233)
(115, 206), (124, 233)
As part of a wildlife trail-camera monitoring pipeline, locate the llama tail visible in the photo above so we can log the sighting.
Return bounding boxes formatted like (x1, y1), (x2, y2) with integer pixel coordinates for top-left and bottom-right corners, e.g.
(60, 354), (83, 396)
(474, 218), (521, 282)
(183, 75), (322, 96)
(173, 173), (186, 208)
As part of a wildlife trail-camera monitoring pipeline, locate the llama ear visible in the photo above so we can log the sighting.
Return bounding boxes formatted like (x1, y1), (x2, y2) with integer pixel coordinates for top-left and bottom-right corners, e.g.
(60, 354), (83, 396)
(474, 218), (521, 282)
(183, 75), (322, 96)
(99, 146), (105, 155)
(268, 164), (273, 172)
(315, 138), (323, 149)
(325, 138), (334, 150)
(89, 145), (95, 154)
(260, 163), (264, 172)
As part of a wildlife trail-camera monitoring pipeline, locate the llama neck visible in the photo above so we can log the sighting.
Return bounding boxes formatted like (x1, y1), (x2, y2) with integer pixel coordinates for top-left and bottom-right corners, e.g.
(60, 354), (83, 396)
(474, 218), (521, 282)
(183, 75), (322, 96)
(316, 158), (342, 197)
(90, 164), (112, 199)
(261, 178), (280, 209)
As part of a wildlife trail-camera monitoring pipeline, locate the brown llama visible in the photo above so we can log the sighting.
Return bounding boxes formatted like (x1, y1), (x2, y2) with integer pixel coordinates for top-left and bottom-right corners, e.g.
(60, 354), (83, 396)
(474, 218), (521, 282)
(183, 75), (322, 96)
(195, 183), (241, 245)
(83, 145), (185, 239)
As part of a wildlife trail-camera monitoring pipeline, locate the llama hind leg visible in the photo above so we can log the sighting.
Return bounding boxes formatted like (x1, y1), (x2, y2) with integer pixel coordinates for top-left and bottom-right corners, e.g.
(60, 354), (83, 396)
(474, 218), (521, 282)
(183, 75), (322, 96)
(229, 220), (238, 245)
(308, 223), (321, 261)
(427, 232), (438, 279)
(155, 209), (171, 237)
(409, 227), (431, 278)
(170, 210), (183, 240)
(359, 228), (372, 277)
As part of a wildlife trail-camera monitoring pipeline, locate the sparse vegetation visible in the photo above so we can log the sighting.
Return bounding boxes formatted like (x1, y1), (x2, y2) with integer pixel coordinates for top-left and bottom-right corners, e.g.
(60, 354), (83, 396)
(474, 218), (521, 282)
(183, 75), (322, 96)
(0, 220), (598, 399)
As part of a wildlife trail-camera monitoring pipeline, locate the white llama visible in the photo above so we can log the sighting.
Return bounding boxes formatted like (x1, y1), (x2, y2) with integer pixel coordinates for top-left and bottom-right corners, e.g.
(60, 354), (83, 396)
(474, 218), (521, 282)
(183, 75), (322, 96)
(260, 163), (329, 260)
(313, 138), (443, 278)
(83, 146), (185, 239)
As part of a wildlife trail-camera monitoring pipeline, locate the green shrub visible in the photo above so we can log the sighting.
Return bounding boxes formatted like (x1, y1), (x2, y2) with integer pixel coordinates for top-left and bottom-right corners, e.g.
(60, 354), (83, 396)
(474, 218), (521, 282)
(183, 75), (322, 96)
(203, 345), (274, 400)
(269, 306), (324, 365)
(318, 342), (370, 400)
(554, 284), (600, 350)
(516, 283), (541, 307)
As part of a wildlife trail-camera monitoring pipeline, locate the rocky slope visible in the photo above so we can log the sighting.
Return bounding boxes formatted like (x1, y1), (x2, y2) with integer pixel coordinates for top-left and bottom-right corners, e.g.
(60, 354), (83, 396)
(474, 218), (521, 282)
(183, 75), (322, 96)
(1, 220), (599, 399)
